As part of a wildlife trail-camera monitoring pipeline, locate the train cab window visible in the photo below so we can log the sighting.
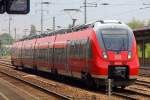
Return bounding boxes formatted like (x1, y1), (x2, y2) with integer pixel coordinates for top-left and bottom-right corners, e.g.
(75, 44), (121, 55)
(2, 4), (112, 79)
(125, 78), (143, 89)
(97, 29), (132, 52)
(102, 33), (128, 51)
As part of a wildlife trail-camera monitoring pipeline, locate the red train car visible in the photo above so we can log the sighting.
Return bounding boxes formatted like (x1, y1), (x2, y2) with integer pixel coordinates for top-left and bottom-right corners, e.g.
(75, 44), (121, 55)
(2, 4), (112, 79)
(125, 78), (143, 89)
(11, 20), (139, 88)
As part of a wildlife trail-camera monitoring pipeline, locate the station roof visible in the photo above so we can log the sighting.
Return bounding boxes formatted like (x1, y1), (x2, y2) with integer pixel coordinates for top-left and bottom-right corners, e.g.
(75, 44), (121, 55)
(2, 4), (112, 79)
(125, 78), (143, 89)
(133, 27), (150, 43)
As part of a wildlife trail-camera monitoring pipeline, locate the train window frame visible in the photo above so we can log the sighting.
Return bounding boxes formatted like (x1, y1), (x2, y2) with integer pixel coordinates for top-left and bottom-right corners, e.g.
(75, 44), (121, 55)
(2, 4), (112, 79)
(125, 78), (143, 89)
(48, 48), (52, 63)
(0, 0), (5, 14)
(87, 40), (92, 59)
(0, 0), (30, 14)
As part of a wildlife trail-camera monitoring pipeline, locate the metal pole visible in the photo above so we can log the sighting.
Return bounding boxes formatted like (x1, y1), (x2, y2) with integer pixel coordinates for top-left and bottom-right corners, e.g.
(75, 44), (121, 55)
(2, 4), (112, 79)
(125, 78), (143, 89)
(142, 40), (145, 66)
(41, 0), (43, 34)
(84, 0), (87, 24)
(53, 16), (55, 31)
(8, 16), (11, 44)
(108, 79), (111, 100)
(14, 28), (16, 41)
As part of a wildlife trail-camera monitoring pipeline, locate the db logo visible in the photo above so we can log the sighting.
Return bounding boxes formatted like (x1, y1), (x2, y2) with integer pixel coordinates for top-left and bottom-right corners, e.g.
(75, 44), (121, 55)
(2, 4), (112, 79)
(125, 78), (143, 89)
(115, 54), (121, 60)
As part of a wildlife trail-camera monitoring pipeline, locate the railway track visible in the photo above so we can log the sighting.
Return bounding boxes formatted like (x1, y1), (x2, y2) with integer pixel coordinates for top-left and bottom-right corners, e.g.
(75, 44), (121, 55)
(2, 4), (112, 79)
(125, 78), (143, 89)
(0, 59), (108, 100)
(113, 87), (150, 100)
(0, 63), (73, 100)
(140, 67), (150, 77)
(136, 80), (150, 88)
(0, 59), (150, 100)
(112, 91), (138, 100)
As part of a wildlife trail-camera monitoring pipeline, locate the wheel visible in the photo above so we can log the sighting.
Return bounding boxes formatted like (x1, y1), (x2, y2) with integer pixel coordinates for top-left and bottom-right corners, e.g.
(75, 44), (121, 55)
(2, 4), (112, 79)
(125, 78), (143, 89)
(112, 86), (118, 91)
(33, 66), (37, 74)
(51, 69), (59, 79)
(11, 61), (14, 66)
(82, 73), (95, 89)
(121, 86), (126, 89)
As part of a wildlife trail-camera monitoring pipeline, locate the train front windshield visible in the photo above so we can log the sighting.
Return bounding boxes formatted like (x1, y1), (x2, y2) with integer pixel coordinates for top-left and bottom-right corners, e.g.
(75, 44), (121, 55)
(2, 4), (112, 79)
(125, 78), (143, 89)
(96, 28), (134, 52)
(101, 29), (129, 52)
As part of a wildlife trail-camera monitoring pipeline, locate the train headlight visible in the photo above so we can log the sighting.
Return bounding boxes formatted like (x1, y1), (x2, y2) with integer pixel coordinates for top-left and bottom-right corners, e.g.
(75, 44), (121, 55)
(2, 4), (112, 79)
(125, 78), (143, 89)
(103, 51), (108, 59)
(128, 51), (132, 59)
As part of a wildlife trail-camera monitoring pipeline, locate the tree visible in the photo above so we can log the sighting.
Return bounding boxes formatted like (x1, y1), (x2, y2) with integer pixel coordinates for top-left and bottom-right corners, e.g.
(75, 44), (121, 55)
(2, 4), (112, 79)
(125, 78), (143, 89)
(0, 33), (14, 45)
(127, 18), (144, 29)
(147, 19), (150, 26)
(30, 24), (36, 35)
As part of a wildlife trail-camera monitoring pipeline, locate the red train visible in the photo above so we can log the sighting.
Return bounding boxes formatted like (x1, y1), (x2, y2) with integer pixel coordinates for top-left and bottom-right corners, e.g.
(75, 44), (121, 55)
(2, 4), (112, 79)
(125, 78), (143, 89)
(11, 20), (139, 88)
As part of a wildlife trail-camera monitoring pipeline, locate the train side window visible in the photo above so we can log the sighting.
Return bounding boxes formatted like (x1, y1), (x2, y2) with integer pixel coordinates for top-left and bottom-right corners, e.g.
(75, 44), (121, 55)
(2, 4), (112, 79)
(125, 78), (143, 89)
(42, 49), (46, 61)
(40, 49), (42, 60)
(77, 41), (80, 58)
(74, 41), (78, 58)
(58, 48), (61, 63)
(59, 48), (62, 64)
(41, 49), (42, 60)
(43, 49), (44, 61)
(57, 48), (60, 63)
(60, 48), (65, 64)
(79, 41), (83, 58)
(48, 48), (52, 63)
(42, 49), (44, 60)
(39, 48), (41, 60)
(38, 48), (40, 60)
(87, 40), (92, 59)
(44, 49), (46, 61)
(72, 41), (76, 57)
(46, 48), (48, 61)
(42, 49), (43, 60)
(51, 48), (53, 63)
(45, 48), (47, 61)
(30, 48), (32, 59)
(69, 42), (72, 57)
(54, 48), (57, 64)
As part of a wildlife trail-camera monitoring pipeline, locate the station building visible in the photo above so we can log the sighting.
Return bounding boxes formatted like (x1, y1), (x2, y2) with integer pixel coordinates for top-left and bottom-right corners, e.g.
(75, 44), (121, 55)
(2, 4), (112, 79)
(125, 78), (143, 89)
(134, 27), (150, 67)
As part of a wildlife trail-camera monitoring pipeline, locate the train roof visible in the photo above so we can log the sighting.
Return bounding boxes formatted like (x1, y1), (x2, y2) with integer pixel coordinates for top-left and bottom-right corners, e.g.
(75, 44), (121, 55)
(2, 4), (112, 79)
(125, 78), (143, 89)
(18, 20), (129, 41)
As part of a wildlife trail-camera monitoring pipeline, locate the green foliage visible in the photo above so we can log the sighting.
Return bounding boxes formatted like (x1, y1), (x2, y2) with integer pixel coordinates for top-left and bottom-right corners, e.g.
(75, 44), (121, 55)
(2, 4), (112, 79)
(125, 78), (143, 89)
(30, 24), (36, 35)
(148, 19), (150, 26)
(145, 44), (150, 58)
(137, 45), (142, 58)
(0, 48), (10, 56)
(138, 44), (150, 59)
(127, 18), (144, 29)
(0, 33), (12, 56)
(0, 33), (14, 45)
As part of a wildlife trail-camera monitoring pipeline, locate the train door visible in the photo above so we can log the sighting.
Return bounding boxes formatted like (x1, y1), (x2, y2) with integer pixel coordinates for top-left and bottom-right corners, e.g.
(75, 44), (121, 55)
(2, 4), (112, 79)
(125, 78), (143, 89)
(85, 38), (90, 72)
(20, 41), (24, 67)
(48, 42), (54, 71)
(48, 42), (51, 70)
(36, 43), (40, 69)
(65, 40), (72, 76)
(81, 38), (91, 73)
(31, 44), (34, 68)
(79, 40), (87, 73)
(33, 40), (38, 70)
(45, 42), (50, 72)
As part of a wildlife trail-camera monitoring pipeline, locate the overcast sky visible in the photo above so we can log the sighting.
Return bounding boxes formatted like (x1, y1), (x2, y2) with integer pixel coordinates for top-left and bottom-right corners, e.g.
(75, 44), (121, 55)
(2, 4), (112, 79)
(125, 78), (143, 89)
(0, 0), (150, 38)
